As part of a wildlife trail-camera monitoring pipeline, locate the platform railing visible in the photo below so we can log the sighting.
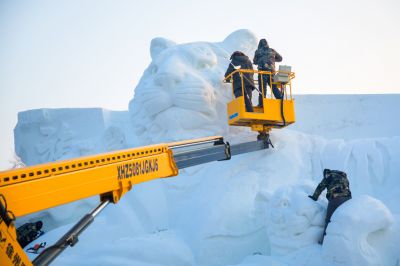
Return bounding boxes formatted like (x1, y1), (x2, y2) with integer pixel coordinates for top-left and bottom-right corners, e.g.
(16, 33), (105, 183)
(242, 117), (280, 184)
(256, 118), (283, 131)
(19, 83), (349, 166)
(223, 69), (295, 104)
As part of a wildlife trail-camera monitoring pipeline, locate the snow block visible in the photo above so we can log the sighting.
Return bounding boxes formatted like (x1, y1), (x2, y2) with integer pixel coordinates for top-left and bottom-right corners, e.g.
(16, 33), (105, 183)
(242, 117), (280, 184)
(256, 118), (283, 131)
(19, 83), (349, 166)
(322, 195), (394, 266)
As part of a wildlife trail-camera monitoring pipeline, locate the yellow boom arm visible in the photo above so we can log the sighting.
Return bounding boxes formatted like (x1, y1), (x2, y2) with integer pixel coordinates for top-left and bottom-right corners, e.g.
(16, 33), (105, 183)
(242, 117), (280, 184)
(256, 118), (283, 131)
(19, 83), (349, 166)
(0, 142), (178, 218)
(0, 135), (271, 266)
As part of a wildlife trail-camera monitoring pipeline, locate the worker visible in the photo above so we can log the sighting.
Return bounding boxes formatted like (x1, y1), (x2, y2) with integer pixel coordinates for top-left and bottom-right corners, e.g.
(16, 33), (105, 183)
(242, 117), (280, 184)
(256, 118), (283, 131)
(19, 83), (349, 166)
(308, 169), (352, 244)
(253, 38), (283, 104)
(16, 220), (44, 248)
(225, 51), (255, 112)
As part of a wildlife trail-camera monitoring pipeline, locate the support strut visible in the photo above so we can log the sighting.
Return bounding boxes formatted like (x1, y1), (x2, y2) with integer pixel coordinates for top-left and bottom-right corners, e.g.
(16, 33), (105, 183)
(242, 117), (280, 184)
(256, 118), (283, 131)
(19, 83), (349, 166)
(33, 201), (110, 266)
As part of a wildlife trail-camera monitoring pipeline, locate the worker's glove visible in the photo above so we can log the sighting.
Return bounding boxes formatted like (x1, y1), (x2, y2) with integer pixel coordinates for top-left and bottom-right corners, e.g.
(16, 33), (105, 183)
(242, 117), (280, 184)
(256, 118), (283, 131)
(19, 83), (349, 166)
(264, 63), (272, 69)
(308, 195), (318, 201)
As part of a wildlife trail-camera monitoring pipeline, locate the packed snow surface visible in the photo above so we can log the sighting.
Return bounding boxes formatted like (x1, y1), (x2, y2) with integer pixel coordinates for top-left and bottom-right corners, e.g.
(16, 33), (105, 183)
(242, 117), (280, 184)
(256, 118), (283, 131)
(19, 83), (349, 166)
(15, 30), (400, 265)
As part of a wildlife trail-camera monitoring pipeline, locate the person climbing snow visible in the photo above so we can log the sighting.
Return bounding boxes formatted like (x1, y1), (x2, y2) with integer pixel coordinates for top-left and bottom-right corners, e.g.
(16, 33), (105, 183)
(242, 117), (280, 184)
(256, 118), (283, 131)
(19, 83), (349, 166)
(308, 169), (352, 244)
(253, 38), (283, 103)
(224, 51), (255, 112)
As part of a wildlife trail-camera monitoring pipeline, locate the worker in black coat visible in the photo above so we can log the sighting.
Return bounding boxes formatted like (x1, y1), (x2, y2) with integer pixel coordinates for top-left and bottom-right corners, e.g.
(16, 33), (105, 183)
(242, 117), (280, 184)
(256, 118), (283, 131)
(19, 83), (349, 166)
(224, 51), (255, 112)
(253, 39), (283, 103)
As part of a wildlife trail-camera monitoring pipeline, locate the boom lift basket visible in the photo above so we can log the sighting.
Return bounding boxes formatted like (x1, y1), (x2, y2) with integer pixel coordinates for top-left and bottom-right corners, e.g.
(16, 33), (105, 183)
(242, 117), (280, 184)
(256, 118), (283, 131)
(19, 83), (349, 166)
(223, 66), (296, 135)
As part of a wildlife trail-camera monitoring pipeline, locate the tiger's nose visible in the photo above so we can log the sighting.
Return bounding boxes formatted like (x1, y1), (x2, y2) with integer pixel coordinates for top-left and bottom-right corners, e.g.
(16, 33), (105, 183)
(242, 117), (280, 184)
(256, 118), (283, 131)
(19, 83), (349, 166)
(271, 212), (285, 224)
(154, 57), (185, 87)
(154, 73), (182, 88)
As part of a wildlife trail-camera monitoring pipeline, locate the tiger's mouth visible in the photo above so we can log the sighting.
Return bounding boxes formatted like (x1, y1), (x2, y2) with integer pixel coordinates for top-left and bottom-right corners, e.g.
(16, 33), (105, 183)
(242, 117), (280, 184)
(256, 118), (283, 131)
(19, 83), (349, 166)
(269, 213), (320, 238)
(140, 79), (217, 113)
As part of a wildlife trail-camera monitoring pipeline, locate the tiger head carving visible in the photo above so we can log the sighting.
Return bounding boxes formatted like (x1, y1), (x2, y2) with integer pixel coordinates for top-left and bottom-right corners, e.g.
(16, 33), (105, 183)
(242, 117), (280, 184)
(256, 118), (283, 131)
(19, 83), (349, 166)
(128, 29), (258, 144)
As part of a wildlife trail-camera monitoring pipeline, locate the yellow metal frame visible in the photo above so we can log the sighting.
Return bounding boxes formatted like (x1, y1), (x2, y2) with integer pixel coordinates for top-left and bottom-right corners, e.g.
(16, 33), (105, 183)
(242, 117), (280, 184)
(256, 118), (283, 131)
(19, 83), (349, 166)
(224, 69), (296, 134)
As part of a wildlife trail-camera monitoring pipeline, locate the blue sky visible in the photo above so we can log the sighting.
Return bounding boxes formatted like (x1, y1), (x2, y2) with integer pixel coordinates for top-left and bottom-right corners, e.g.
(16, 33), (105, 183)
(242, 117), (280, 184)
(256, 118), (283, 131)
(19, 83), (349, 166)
(0, 0), (399, 169)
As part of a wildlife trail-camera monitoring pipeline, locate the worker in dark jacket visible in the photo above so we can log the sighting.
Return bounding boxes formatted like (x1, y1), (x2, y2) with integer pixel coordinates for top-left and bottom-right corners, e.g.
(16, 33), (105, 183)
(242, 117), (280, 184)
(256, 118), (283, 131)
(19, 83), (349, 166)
(225, 51), (255, 112)
(253, 39), (283, 104)
(17, 221), (43, 248)
(308, 169), (352, 244)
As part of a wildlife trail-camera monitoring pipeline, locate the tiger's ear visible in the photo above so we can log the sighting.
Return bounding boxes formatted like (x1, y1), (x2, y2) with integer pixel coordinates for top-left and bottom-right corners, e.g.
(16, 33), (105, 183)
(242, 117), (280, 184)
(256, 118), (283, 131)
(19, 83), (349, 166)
(150, 37), (176, 60)
(221, 29), (258, 56)
(254, 189), (272, 223)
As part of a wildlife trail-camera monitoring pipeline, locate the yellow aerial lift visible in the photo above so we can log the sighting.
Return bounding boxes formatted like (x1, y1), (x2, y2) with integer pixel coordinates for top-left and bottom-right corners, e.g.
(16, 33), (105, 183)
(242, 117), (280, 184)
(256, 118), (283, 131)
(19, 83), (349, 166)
(0, 68), (295, 266)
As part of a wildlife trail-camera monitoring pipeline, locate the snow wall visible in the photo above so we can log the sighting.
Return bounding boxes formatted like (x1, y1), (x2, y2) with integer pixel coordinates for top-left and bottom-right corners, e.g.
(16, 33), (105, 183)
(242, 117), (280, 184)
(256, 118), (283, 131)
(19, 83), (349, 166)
(14, 29), (400, 266)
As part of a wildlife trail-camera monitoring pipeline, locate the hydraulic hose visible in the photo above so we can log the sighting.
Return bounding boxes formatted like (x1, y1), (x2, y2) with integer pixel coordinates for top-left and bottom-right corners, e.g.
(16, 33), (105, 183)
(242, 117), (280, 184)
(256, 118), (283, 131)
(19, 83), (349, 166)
(280, 85), (286, 126)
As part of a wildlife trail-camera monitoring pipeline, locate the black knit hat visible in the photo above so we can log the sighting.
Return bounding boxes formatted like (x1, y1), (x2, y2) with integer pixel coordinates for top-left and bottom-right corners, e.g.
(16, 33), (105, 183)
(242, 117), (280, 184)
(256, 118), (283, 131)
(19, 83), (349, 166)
(323, 169), (331, 177)
(258, 39), (269, 48)
(230, 51), (245, 60)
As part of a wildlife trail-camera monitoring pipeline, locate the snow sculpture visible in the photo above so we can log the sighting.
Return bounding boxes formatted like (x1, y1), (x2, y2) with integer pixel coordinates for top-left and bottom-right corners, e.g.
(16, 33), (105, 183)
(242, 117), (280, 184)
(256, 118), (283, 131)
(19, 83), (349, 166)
(128, 29), (258, 144)
(255, 188), (396, 266)
(14, 108), (131, 165)
(262, 185), (326, 255)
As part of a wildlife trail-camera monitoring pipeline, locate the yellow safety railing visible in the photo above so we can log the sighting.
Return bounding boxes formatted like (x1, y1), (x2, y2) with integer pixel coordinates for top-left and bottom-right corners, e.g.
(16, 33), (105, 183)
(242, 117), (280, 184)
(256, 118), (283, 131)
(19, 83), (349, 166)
(223, 69), (295, 102)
